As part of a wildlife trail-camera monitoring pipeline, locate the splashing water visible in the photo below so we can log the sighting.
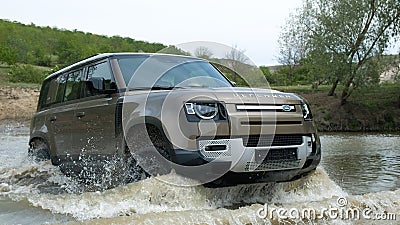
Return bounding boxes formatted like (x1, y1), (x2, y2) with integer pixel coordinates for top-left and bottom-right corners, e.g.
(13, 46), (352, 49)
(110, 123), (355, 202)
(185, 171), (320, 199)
(0, 132), (399, 224)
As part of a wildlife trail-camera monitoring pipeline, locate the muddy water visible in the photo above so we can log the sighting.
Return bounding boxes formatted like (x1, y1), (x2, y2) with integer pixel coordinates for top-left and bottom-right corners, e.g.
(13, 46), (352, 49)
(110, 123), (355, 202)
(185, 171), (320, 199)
(0, 129), (399, 224)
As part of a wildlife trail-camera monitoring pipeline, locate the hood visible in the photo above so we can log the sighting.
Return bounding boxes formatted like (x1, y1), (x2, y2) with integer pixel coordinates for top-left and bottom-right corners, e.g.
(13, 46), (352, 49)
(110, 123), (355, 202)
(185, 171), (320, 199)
(150, 87), (303, 105)
(125, 87), (303, 106)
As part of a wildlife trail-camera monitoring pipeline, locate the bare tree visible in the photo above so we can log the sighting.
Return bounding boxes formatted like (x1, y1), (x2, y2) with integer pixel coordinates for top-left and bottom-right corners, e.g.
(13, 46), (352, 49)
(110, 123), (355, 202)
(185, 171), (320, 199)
(194, 46), (213, 59)
(224, 45), (249, 82)
(225, 45), (248, 64)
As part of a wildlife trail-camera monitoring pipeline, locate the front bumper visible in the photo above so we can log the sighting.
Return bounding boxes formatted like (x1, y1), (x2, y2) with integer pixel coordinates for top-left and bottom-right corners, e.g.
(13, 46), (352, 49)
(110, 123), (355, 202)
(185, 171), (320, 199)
(171, 135), (321, 183)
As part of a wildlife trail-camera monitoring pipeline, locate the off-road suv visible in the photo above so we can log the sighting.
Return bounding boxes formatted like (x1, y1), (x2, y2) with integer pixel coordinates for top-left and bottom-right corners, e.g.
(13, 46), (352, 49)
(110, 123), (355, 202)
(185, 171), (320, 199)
(29, 53), (321, 186)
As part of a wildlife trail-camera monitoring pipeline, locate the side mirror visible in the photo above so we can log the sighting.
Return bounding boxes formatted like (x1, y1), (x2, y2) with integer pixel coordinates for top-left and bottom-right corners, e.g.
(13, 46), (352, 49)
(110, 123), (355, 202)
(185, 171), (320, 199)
(87, 77), (117, 95)
(231, 81), (237, 87)
(88, 77), (105, 91)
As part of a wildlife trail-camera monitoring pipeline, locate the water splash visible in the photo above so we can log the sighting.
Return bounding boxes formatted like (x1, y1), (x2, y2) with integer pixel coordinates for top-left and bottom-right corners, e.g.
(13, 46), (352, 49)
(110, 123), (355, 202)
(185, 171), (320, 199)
(1, 133), (399, 224)
(0, 165), (345, 221)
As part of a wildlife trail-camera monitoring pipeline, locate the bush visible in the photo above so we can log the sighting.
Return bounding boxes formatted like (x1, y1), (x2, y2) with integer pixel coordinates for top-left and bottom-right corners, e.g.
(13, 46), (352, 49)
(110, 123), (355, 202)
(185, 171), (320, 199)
(7, 64), (49, 83)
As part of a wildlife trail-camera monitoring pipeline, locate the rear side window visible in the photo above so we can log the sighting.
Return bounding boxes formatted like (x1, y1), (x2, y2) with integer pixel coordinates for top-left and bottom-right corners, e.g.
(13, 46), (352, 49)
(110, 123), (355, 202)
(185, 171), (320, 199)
(38, 75), (64, 110)
(37, 61), (114, 109)
(38, 79), (51, 110)
(64, 70), (82, 102)
(38, 69), (84, 110)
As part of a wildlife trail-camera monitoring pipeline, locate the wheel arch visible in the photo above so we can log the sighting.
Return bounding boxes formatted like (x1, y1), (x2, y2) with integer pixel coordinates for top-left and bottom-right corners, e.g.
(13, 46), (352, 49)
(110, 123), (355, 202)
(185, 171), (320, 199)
(29, 132), (49, 149)
(124, 116), (174, 156)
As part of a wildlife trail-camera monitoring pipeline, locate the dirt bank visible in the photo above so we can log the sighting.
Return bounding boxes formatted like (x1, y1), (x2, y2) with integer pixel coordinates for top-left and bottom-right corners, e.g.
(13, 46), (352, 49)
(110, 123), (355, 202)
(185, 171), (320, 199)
(0, 86), (39, 129)
(301, 91), (400, 132)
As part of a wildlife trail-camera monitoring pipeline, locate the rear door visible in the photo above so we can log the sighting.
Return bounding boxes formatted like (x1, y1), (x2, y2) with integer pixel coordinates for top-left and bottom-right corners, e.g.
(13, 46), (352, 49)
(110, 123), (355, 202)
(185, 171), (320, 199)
(47, 72), (80, 162)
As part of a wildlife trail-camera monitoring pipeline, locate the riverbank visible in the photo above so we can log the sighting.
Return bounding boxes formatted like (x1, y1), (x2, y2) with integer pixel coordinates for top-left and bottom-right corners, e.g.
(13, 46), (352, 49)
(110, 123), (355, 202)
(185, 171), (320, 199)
(0, 85), (39, 131)
(0, 84), (399, 132)
(276, 84), (400, 132)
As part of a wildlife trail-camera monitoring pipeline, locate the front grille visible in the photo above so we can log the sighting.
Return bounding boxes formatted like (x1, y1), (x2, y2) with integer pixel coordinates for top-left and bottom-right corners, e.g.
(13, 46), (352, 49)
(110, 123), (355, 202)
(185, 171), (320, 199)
(241, 135), (303, 147)
(247, 148), (300, 171)
(245, 160), (301, 171)
(264, 148), (298, 161)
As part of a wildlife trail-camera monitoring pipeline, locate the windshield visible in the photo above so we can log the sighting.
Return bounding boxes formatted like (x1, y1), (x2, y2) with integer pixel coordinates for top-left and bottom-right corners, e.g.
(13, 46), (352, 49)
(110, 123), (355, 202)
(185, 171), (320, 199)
(117, 55), (233, 89)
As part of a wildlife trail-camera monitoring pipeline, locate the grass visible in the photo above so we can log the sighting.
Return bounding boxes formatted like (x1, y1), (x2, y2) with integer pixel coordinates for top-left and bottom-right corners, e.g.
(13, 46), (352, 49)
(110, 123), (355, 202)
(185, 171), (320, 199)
(0, 65), (10, 81)
(351, 83), (400, 111)
(271, 83), (399, 105)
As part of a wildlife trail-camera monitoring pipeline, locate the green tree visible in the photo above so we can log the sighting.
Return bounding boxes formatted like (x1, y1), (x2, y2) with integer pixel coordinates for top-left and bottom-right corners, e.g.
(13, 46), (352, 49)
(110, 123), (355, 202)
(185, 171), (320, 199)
(260, 66), (274, 84)
(7, 64), (49, 83)
(158, 45), (191, 56)
(0, 45), (17, 65)
(278, 11), (308, 85)
(0, 19), (166, 68)
(280, 0), (400, 104)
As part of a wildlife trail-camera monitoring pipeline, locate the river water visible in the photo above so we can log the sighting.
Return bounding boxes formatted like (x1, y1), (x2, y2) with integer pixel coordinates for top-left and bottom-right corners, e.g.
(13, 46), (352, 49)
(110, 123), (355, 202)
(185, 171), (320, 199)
(0, 128), (399, 224)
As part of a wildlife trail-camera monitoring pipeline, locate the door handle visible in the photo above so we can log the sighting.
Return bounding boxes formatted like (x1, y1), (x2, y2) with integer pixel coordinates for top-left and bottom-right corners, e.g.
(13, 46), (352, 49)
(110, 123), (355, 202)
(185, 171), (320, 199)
(49, 116), (57, 122)
(76, 112), (85, 118)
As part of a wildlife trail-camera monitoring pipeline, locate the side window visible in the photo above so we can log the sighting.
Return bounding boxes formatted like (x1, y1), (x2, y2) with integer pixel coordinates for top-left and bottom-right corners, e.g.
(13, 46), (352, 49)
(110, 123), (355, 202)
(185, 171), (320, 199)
(38, 79), (51, 110)
(38, 75), (63, 109)
(64, 70), (82, 102)
(55, 74), (68, 103)
(84, 61), (115, 97)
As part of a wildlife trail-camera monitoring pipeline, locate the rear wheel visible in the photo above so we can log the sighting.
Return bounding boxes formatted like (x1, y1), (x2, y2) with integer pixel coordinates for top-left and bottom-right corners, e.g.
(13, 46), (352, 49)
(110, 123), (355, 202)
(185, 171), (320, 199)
(28, 139), (50, 161)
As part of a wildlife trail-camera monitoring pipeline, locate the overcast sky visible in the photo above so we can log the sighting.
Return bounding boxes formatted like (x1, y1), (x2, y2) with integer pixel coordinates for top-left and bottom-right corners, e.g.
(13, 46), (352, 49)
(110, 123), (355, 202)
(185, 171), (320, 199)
(0, 0), (303, 66)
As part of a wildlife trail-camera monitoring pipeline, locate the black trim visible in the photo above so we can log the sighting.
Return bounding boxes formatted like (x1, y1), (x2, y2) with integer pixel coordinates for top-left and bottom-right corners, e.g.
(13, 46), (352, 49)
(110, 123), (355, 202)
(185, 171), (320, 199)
(115, 99), (123, 137)
(241, 121), (302, 125)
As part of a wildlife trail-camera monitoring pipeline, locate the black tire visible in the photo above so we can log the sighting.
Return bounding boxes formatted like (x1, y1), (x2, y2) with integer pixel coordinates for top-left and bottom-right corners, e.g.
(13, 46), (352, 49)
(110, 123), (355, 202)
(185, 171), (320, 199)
(124, 147), (150, 183)
(28, 139), (51, 161)
(125, 124), (173, 180)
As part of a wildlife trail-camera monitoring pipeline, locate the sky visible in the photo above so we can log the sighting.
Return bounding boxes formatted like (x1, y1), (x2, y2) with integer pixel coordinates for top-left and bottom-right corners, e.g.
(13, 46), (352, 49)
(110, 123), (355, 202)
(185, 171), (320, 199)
(0, 0), (305, 66)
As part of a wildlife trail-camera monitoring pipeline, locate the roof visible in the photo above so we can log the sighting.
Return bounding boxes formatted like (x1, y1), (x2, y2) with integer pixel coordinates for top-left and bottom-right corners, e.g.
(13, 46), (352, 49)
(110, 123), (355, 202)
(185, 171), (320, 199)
(44, 52), (203, 80)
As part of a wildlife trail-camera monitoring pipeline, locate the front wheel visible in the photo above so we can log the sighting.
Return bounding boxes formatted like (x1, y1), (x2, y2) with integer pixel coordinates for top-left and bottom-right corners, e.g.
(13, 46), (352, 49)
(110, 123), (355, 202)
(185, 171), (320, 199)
(125, 124), (174, 180)
(124, 145), (149, 183)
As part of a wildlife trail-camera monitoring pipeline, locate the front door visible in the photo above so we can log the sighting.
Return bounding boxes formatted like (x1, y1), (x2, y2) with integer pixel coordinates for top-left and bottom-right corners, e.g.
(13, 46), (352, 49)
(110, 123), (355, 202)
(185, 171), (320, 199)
(73, 60), (118, 159)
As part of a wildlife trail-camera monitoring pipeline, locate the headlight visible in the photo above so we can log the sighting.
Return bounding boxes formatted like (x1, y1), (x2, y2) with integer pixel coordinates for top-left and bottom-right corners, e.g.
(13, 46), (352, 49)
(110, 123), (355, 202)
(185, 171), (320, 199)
(301, 102), (313, 121)
(194, 103), (218, 119)
(185, 102), (218, 120)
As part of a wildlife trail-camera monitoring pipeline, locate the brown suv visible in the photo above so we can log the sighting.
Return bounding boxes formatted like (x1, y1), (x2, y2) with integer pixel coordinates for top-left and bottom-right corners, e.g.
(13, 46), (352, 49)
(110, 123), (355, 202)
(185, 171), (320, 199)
(29, 53), (321, 186)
